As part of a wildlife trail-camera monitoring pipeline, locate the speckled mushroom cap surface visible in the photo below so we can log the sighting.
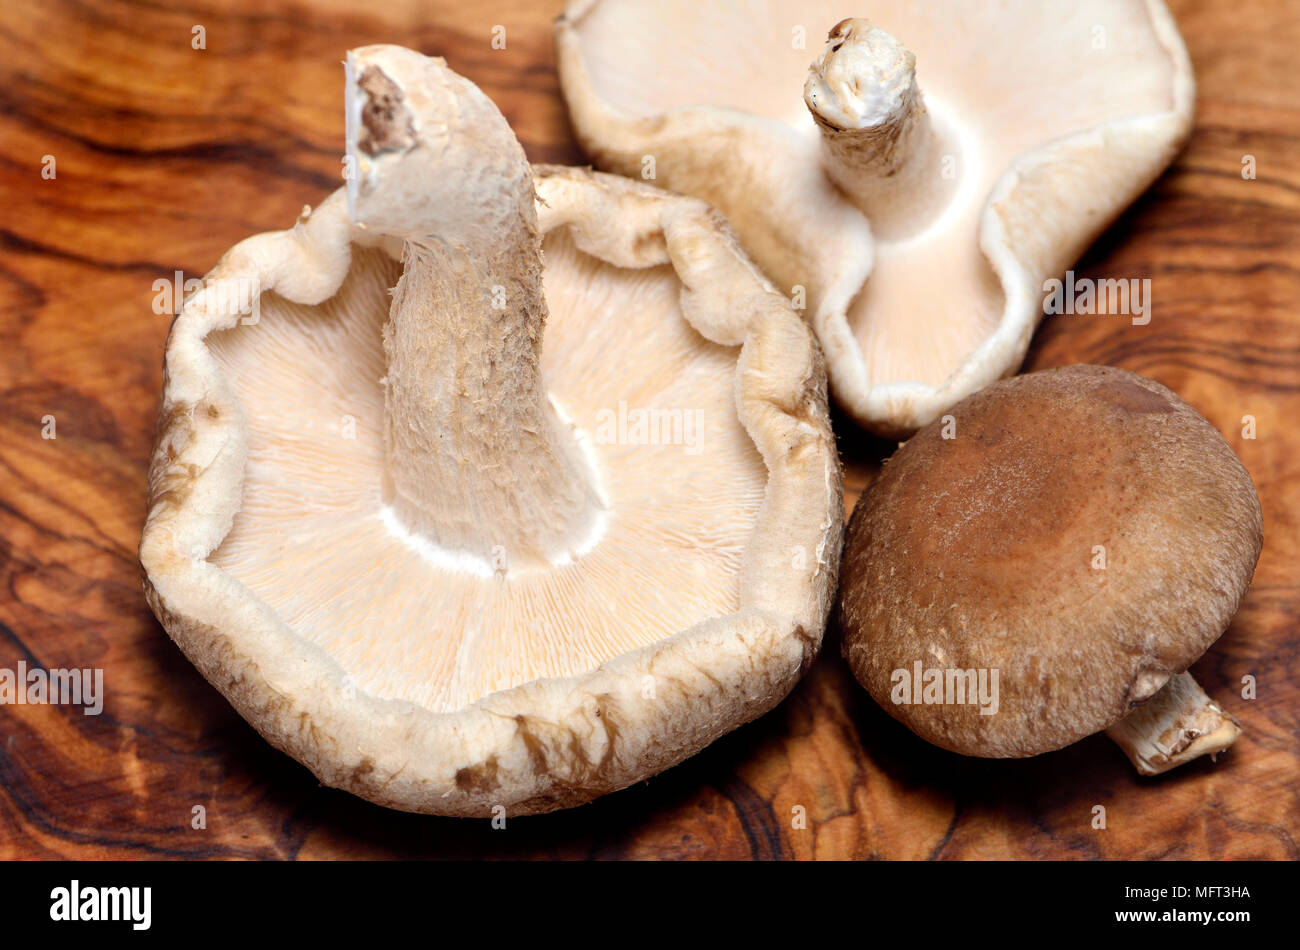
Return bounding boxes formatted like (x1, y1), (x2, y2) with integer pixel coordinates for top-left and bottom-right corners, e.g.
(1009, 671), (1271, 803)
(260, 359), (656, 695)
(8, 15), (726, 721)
(838, 364), (1261, 758)
(139, 46), (843, 817)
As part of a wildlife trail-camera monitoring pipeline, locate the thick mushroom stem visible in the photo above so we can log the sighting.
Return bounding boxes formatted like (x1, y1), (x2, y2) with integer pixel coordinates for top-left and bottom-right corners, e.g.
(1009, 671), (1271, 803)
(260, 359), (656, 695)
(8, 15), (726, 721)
(803, 19), (958, 239)
(344, 45), (603, 571)
(1105, 672), (1241, 775)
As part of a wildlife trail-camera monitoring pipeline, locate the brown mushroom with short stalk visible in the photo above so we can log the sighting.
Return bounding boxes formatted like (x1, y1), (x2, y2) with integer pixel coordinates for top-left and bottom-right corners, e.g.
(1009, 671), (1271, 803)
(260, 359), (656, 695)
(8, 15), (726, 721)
(140, 45), (843, 816)
(556, 1), (1195, 435)
(837, 365), (1261, 774)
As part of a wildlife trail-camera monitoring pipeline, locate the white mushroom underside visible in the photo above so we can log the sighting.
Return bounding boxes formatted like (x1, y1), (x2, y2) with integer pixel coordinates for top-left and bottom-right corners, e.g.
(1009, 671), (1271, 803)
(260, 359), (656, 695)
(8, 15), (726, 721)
(569, 0), (1178, 387)
(207, 234), (766, 714)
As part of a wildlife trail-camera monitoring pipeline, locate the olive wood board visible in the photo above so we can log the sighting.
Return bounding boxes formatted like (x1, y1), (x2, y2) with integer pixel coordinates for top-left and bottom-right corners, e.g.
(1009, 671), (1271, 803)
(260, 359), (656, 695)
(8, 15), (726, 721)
(0, 0), (1295, 859)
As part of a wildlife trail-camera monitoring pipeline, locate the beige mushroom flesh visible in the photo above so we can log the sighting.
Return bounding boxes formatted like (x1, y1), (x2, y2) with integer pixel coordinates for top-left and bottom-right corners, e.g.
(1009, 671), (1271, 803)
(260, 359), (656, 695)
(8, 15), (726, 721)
(837, 365), (1261, 775)
(140, 45), (843, 816)
(556, 1), (1196, 435)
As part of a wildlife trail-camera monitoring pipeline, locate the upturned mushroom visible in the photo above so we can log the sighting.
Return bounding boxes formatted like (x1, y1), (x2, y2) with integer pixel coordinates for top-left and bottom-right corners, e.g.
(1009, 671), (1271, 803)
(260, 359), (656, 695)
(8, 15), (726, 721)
(140, 45), (843, 816)
(555, 1), (1196, 434)
(837, 365), (1261, 774)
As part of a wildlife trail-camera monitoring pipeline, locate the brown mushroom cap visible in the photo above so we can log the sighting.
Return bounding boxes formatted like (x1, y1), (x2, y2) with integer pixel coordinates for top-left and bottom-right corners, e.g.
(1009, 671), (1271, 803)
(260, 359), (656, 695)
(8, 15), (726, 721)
(838, 364), (1262, 758)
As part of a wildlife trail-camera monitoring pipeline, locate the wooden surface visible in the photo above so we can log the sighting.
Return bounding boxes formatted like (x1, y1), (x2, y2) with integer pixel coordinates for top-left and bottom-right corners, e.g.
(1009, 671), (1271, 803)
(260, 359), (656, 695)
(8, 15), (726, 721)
(1, 0), (1296, 859)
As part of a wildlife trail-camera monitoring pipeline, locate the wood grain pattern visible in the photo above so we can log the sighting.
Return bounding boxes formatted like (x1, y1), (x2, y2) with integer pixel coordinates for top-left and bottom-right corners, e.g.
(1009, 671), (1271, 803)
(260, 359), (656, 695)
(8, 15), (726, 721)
(0, 0), (1295, 859)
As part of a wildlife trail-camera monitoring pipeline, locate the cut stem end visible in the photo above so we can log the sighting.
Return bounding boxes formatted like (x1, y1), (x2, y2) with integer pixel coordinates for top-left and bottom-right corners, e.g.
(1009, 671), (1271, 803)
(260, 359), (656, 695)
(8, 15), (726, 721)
(803, 19), (958, 239)
(1105, 671), (1242, 776)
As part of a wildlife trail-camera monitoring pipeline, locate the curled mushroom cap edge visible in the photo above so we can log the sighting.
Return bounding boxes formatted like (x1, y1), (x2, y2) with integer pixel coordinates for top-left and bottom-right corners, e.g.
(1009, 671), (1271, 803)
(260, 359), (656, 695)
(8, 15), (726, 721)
(140, 46), (844, 816)
(555, 0), (1197, 436)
